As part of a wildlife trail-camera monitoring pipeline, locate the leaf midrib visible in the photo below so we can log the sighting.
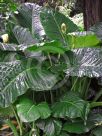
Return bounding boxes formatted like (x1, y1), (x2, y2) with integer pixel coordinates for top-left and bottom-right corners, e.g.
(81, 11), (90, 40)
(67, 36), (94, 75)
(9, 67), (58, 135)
(57, 100), (85, 119)
(1, 66), (35, 93)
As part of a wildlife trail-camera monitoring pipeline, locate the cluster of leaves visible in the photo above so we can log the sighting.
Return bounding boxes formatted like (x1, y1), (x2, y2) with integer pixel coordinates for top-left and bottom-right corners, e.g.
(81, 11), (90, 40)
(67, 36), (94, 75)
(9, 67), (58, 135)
(0, 0), (18, 33)
(0, 2), (102, 136)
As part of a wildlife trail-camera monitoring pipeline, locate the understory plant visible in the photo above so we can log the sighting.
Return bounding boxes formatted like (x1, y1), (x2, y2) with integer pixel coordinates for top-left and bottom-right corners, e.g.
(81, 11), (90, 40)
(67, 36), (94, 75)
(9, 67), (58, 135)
(0, 2), (102, 136)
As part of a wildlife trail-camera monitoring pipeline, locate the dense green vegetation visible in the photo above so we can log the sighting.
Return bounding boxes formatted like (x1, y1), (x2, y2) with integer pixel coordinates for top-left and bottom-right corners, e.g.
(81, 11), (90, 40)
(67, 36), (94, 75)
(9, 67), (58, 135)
(0, 1), (102, 136)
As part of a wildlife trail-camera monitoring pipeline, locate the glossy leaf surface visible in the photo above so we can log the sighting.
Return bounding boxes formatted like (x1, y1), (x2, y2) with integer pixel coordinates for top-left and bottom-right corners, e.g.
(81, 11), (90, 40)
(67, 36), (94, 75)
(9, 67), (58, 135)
(0, 60), (58, 107)
(63, 113), (102, 134)
(16, 98), (51, 122)
(66, 48), (102, 77)
(52, 92), (90, 121)
(36, 118), (62, 136)
(27, 41), (66, 54)
(40, 8), (79, 43)
(67, 31), (100, 48)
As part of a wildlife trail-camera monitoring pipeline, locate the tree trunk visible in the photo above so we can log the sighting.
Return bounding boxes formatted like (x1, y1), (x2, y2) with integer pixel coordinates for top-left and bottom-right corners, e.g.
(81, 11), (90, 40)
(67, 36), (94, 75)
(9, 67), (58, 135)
(83, 0), (102, 30)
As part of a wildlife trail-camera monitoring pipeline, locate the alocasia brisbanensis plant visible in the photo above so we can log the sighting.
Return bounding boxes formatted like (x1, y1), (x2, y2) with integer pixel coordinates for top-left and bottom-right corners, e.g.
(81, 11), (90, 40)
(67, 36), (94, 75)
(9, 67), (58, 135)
(0, 3), (102, 136)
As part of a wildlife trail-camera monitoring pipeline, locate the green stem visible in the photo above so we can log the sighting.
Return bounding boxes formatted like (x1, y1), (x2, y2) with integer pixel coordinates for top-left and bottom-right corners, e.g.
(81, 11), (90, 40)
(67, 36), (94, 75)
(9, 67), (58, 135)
(84, 78), (91, 99)
(11, 105), (23, 136)
(50, 90), (54, 104)
(6, 119), (19, 136)
(93, 88), (102, 102)
(32, 122), (39, 136)
(81, 77), (87, 96)
(71, 35), (75, 49)
(33, 91), (35, 103)
(29, 130), (32, 136)
(48, 53), (52, 66)
(71, 77), (79, 91)
(90, 102), (102, 108)
(57, 53), (61, 62)
(44, 92), (47, 102)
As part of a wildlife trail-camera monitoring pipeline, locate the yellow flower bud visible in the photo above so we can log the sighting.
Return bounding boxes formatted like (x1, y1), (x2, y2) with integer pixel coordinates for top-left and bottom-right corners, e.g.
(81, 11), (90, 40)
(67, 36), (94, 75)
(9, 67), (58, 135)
(61, 23), (67, 34)
(1, 34), (9, 43)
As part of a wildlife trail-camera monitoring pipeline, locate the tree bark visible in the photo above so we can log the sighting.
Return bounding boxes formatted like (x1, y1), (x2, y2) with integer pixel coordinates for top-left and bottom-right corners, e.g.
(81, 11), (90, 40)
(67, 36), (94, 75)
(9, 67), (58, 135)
(83, 0), (102, 30)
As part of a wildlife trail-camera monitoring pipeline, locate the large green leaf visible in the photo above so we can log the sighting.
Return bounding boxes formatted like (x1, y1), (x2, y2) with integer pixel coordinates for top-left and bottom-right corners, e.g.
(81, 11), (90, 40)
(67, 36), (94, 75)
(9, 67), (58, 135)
(52, 92), (90, 121)
(67, 31), (100, 48)
(66, 48), (102, 77)
(15, 3), (45, 40)
(27, 41), (66, 54)
(40, 8), (79, 43)
(16, 98), (51, 122)
(0, 60), (58, 107)
(36, 118), (62, 136)
(92, 126), (102, 136)
(15, 3), (33, 31)
(63, 121), (92, 134)
(63, 113), (102, 134)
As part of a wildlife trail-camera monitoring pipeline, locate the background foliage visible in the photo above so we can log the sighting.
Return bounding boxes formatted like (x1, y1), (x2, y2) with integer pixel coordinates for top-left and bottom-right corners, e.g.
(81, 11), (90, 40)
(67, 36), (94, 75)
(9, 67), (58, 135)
(0, 1), (102, 136)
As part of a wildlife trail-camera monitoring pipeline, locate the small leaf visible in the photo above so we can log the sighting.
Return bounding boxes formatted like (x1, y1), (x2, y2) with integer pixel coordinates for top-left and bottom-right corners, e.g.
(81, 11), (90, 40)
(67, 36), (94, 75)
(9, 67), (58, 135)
(37, 102), (51, 119)
(36, 118), (62, 136)
(16, 98), (40, 122)
(16, 98), (51, 122)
